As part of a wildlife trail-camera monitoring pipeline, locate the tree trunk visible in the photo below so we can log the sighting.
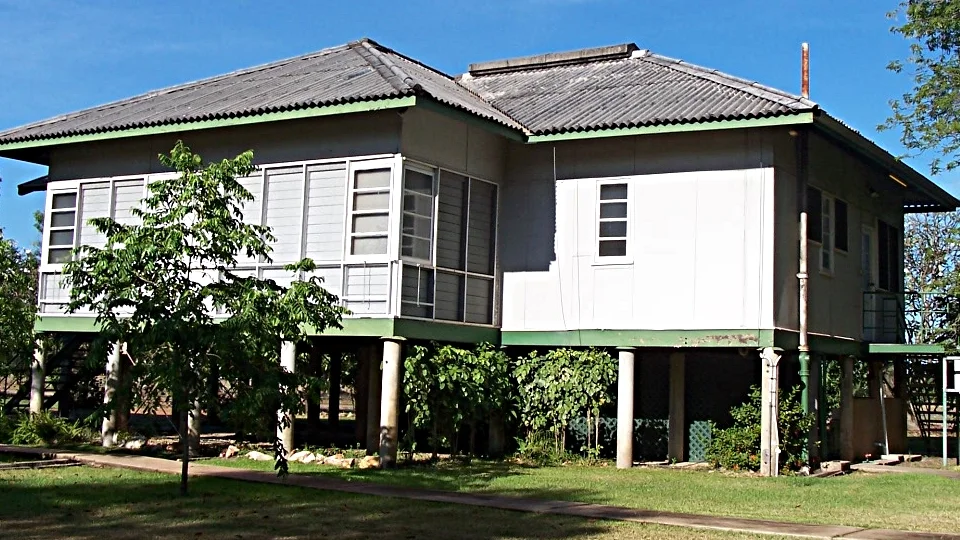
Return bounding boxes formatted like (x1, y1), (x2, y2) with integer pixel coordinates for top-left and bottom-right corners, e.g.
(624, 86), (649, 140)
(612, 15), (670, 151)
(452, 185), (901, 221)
(586, 410), (592, 451)
(179, 406), (189, 496)
(328, 353), (342, 435)
(469, 423), (477, 457)
(432, 419), (439, 460)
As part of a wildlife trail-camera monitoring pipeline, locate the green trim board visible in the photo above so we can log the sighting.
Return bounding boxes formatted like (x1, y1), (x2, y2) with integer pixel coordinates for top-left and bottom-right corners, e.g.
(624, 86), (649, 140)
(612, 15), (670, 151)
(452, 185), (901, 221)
(525, 113), (815, 143)
(36, 315), (499, 344)
(0, 97), (418, 154)
(500, 329), (777, 348)
(866, 343), (945, 355)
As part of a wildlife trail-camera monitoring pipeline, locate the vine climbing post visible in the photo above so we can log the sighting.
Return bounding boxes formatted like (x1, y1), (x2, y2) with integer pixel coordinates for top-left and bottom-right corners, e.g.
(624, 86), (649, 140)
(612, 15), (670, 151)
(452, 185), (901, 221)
(616, 347), (635, 469)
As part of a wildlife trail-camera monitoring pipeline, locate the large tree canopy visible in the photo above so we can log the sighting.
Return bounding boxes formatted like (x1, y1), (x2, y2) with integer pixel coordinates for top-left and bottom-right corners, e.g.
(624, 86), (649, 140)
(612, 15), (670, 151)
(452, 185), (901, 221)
(884, 0), (960, 173)
(0, 186), (40, 383)
(64, 142), (344, 494)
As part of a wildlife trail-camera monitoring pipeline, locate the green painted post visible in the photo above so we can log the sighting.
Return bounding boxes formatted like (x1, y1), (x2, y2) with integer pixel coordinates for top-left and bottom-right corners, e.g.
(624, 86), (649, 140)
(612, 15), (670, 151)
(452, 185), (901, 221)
(798, 351), (811, 462)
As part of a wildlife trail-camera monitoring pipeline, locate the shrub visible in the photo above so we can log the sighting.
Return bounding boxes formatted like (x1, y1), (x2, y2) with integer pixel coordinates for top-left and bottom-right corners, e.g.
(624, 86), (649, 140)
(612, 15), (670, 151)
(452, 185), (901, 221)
(705, 385), (813, 472)
(7, 411), (92, 446)
(0, 414), (12, 442)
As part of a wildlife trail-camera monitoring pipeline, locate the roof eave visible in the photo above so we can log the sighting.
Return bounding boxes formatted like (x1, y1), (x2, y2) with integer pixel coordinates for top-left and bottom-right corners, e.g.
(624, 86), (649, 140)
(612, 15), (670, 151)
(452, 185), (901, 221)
(0, 95), (418, 155)
(813, 113), (960, 213)
(525, 112), (815, 143)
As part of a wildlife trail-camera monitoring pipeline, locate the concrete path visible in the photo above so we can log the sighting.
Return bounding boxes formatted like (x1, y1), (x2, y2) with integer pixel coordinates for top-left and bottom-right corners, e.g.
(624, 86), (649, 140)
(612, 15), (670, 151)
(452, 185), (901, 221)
(1, 445), (958, 540)
(851, 462), (960, 480)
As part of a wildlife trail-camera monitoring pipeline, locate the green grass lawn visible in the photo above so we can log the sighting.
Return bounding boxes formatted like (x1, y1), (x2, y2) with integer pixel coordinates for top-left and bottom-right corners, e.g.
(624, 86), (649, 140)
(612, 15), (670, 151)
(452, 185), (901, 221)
(0, 466), (783, 540)
(207, 457), (960, 534)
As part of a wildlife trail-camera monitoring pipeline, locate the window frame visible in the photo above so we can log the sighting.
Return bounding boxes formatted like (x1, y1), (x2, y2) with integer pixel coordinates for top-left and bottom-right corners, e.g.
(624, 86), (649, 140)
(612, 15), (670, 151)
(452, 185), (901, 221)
(819, 193), (835, 275)
(344, 158), (396, 262)
(594, 179), (632, 265)
(45, 189), (79, 266)
(399, 164), (437, 265)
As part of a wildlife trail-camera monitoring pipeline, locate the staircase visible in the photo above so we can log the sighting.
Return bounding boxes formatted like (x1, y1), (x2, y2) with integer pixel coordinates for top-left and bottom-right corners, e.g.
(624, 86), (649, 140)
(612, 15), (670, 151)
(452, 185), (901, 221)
(904, 355), (959, 453)
(2, 335), (90, 415)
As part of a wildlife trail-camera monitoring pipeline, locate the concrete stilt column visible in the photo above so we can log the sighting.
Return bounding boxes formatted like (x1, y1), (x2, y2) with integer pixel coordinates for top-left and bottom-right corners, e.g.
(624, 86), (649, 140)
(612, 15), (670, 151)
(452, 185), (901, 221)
(29, 339), (46, 416)
(759, 347), (781, 477)
(379, 337), (403, 468)
(276, 341), (296, 454)
(366, 344), (382, 454)
(840, 356), (855, 461)
(101, 342), (123, 447)
(187, 399), (202, 455)
(116, 355), (133, 433)
(616, 348), (635, 469)
(668, 352), (685, 462)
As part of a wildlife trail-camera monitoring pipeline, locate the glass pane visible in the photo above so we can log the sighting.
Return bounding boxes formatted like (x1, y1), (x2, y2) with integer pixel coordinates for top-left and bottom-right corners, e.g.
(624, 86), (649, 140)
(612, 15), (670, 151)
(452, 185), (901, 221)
(351, 236), (388, 255)
(352, 214), (388, 234)
(401, 237), (431, 260)
(599, 240), (627, 257)
(354, 169), (391, 190)
(600, 184), (627, 200)
(48, 248), (73, 263)
(50, 212), (76, 227)
(402, 214), (432, 238)
(354, 192), (389, 211)
(51, 193), (77, 209)
(405, 169), (433, 194)
(599, 202), (627, 219)
(49, 229), (75, 246)
(599, 221), (627, 238)
(403, 193), (433, 217)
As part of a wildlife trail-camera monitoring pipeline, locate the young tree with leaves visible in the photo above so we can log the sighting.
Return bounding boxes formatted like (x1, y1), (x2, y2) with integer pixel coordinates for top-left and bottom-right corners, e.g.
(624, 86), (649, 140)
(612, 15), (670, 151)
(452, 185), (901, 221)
(883, 0), (960, 173)
(64, 142), (344, 495)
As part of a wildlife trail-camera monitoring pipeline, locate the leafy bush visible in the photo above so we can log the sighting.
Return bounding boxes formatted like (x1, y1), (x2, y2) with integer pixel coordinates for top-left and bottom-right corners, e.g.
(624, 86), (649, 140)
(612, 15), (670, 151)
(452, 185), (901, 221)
(515, 431), (569, 466)
(0, 414), (12, 442)
(403, 342), (513, 457)
(706, 385), (813, 472)
(6, 411), (92, 446)
(514, 348), (617, 456)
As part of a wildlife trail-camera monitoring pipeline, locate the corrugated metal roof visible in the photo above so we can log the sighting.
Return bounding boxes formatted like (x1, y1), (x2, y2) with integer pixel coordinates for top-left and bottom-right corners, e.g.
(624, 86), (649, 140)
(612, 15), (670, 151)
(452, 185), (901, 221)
(0, 39), (522, 144)
(458, 48), (818, 135)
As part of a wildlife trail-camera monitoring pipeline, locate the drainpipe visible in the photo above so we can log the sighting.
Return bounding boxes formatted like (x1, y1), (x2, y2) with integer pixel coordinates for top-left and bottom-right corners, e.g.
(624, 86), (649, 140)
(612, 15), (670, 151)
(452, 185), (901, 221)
(797, 43), (812, 455)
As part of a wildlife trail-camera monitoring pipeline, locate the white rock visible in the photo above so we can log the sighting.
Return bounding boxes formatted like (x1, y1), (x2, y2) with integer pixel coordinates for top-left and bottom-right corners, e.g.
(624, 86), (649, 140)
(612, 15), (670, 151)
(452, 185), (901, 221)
(123, 438), (146, 450)
(301, 453), (317, 464)
(247, 450), (273, 461)
(287, 450), (312, 462)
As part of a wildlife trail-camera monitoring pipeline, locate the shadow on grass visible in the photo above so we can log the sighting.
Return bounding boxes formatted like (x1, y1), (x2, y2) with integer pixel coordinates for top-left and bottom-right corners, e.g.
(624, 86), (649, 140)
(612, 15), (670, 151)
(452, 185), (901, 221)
(0, 466), (617, 540)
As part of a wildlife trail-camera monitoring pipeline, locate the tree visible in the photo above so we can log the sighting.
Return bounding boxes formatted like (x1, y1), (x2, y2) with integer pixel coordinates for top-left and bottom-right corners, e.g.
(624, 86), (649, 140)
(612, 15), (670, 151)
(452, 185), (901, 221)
(64, 141), (344, 495)
(883, 1), (960, 173)
(903, 211), (960, 345)
(0, 188), (40, 391)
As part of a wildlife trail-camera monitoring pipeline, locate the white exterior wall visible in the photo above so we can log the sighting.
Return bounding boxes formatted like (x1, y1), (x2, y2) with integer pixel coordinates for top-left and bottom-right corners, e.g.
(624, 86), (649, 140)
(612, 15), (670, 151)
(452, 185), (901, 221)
(501, 168), (774, 331)
(500, 130), (776, 333)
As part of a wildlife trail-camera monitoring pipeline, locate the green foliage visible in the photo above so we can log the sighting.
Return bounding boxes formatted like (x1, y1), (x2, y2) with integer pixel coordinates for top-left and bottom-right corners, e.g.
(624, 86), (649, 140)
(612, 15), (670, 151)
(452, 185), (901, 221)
(403, 342), (512, 456)
(6, 412), (92, 446)
(515, 431), (570, 466)
(883, 1), (960, 173)
(706, 386), (814, 472)
(513, 348), (616, 455)
(0, 221), (39, 379)
(62, 141), (344, 493)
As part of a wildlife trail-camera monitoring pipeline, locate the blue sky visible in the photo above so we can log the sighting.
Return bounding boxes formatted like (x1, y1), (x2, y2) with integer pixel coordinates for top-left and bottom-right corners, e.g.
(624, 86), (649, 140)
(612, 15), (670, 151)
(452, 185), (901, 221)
(0, 0), (945, 247)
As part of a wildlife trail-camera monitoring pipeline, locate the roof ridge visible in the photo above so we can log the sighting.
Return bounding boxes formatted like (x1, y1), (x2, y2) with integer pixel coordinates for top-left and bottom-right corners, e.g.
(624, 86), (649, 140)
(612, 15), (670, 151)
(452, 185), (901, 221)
(354, 39), (422, 94)
(642, 52), (818, 111)
(0, 43), (354, 139)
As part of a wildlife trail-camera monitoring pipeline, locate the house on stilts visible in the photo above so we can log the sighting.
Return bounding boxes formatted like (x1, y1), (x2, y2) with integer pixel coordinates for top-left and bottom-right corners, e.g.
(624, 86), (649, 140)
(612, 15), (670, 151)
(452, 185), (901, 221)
(2, 39), (955, 473)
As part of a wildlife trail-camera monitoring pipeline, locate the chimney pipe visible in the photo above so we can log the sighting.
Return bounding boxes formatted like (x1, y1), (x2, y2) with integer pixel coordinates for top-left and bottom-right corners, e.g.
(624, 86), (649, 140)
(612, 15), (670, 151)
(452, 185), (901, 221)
(801, 42), (810, 99)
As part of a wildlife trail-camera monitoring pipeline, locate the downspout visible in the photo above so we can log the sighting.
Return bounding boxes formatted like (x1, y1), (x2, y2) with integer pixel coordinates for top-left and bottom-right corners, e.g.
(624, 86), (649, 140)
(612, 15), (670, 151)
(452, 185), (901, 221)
(797, 43), (812, 456)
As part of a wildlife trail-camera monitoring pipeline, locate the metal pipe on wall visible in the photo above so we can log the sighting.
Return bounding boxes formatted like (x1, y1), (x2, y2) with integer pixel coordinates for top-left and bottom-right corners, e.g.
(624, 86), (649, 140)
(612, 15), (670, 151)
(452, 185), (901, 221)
(796, 44), (812, 457)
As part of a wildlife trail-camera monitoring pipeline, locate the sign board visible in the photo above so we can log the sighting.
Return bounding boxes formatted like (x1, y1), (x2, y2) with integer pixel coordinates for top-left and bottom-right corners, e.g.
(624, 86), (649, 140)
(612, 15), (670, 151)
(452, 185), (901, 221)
(947, 357), (960, 394)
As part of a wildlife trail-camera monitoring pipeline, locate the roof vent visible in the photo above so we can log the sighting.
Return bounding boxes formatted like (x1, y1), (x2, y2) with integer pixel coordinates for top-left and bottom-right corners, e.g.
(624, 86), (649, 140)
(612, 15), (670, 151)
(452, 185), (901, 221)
(468, 43), (639, 75)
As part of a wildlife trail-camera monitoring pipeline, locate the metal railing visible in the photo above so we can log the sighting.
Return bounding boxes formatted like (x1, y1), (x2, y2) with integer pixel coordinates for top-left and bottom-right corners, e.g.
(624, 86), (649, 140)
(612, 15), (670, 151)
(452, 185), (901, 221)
(863, 291), (960, 349)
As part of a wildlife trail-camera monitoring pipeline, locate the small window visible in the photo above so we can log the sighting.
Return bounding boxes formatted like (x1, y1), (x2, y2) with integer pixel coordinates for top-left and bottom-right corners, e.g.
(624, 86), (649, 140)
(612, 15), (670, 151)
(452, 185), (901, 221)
(47, 192), (78, 263)
(820, 194), (834, 273)
(598, 183), (628, 258)
(835, 199), (848, 252)
(349, 168), (391, 255)
(401, 169), (434, 261)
